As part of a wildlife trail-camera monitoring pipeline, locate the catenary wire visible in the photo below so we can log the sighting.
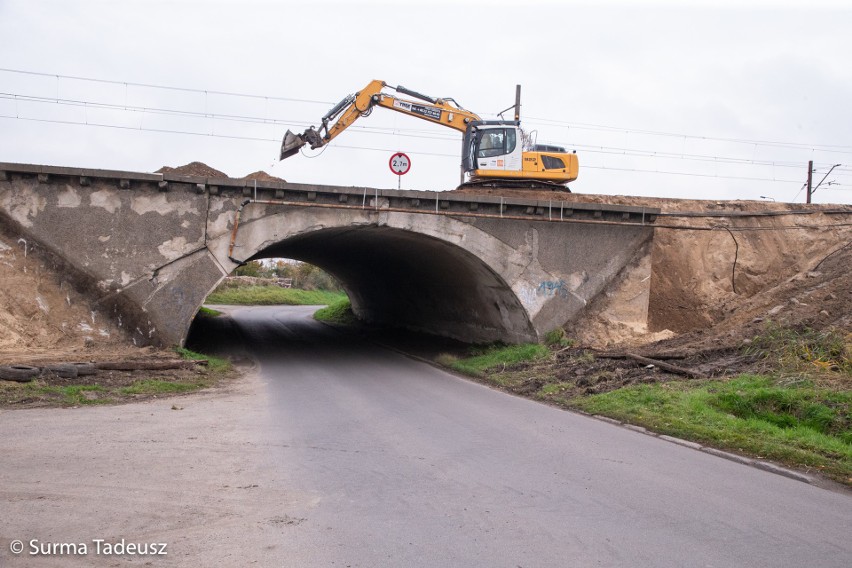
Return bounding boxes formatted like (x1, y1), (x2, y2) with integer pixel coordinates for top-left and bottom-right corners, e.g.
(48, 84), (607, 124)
(0, 113), (821, 186)
(0, 67), (334, 105)
(3, 67), (849, 157)
(2, 91), (846, 174)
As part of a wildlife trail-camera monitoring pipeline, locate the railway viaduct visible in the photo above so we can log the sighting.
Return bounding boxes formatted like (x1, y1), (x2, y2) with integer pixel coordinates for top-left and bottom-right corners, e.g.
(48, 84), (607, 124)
(0, 162), (659, 347)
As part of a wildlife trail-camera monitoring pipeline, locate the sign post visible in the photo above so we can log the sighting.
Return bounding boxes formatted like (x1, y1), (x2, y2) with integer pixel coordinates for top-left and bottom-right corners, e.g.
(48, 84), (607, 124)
(389, 152), (411, 189)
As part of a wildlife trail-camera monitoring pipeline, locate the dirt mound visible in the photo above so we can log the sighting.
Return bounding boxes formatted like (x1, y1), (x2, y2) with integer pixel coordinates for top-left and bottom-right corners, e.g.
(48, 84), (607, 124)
(0, 228), (165, 365)
(459, 188), (851, 350)
(154, 164), (285, 182)
(242, 170), (285, 182)
(156, 162), (228, 178)
(646, 242), (852, 354)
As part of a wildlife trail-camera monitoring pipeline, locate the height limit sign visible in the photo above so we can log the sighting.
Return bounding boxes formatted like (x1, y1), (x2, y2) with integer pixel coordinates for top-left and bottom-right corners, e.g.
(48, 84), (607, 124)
(389, 152), (411, 188)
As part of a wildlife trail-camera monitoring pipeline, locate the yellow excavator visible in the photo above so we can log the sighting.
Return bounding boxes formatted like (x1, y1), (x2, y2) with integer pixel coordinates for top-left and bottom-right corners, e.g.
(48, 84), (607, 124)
(279, 80), (579, 190)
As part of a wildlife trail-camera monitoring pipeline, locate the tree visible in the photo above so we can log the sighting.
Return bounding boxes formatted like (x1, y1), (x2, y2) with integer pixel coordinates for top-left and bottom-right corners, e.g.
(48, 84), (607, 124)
(233, 260), (266, 278)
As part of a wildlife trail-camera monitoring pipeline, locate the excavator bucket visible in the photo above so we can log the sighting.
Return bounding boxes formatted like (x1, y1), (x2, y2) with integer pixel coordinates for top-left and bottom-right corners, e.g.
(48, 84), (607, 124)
(279, 130), (305, 160)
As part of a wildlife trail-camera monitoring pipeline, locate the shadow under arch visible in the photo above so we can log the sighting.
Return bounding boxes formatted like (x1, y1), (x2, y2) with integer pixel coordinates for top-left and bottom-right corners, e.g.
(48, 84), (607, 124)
(248, 225), (537, 344)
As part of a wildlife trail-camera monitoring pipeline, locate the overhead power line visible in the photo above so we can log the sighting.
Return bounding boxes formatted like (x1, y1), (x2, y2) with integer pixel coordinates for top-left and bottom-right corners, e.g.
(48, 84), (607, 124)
(0, 92), (459, 141)
(0, 113), (819, 186)
(1, 67), (848, 199)
(572, 143), (814, 171)
(526, 116), (852, 155)
(0, 67), (334, 105)
(2, 91), (846, 174)
(4, 67), (848, 157)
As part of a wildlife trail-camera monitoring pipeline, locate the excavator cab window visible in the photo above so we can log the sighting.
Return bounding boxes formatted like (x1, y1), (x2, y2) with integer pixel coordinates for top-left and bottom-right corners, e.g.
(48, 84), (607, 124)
(477, 128), (517, 158)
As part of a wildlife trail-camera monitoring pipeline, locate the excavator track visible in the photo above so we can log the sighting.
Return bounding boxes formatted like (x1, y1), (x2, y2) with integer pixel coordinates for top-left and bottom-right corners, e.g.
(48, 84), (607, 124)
(457, 179), (572, 192)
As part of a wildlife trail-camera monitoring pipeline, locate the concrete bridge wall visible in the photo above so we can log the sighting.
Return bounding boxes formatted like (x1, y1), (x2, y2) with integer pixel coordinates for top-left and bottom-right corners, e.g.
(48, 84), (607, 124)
(0, 163), (658, 346)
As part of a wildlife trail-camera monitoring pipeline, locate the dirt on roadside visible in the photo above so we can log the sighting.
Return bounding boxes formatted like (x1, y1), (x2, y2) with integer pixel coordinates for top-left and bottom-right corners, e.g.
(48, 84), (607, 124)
(0, 219), (236, 408)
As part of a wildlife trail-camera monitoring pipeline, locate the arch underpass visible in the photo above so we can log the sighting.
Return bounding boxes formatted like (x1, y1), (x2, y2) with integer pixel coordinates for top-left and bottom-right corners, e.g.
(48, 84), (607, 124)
(0, 162), (659, 347)
(250, 226), (536, 344)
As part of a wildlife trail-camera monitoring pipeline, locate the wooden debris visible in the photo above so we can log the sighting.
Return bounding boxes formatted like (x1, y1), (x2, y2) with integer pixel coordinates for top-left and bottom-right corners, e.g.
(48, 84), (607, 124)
(595, 352), (707, 379)
(94, 359), (203, 371)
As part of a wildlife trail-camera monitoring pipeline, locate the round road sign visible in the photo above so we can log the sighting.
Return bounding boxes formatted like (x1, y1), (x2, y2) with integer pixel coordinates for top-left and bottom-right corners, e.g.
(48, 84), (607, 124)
(389, 152), (411, 175)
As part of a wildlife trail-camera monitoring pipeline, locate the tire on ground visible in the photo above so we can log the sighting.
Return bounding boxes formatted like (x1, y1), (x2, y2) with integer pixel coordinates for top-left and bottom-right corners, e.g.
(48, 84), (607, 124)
(42, 364), (79, 379)
(70, 362), (97, 376)
(0, 365), (42, 382)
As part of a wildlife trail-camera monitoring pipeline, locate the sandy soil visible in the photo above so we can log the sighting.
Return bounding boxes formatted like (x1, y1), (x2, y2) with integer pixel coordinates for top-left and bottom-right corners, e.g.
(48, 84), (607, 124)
(0, 228), (138, 365)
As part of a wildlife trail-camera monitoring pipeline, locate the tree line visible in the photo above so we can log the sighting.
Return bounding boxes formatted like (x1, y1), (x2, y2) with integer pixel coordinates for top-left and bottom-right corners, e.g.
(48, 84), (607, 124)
(233, 260), (341, 291)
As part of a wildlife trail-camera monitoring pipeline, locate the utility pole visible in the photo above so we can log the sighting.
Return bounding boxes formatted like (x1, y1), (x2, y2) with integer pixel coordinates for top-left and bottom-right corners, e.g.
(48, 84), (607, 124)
(514, 85), (521, 121)
(806, 160), (813, 204)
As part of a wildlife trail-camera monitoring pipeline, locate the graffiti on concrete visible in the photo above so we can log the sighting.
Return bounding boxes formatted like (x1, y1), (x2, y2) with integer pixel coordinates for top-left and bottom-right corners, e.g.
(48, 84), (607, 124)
(517, 285), (538, 308)
(537, 279), (569, 298)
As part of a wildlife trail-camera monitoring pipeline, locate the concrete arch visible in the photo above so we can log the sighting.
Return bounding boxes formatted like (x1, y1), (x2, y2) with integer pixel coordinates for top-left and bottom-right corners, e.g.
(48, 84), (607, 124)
(0, 164), (658, 349)
(206, 207), (539, 344)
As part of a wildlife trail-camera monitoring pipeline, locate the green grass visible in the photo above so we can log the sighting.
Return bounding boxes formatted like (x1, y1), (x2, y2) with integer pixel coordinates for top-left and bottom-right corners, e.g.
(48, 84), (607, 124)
(0, 347), (234, 407)
(747, 324), (851, 376)
(28, 384), (113, 405)
(569, 374), (852, 482)
(206, 286), (346, 306)
(313, 297), (359, 325)
(427, 322), (852, 483)
(119, 380), (204, 395)
(442, 343), (550, 377)
(174, 346), (231, 373)
(197, 306), (222, 318)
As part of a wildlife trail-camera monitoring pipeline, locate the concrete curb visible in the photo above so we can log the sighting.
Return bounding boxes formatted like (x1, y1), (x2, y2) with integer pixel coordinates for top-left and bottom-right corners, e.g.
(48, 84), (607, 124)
(613, 425), (814, 485)
(592, 415), (622, 426)
(752, 461), (814, 484)
(658, 435), (703, 451)
(701, 447), (756, 467)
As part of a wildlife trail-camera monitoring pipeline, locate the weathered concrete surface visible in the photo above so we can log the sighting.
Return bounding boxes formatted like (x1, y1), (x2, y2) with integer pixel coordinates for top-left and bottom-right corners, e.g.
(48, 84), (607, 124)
(0, 162), (658, 346)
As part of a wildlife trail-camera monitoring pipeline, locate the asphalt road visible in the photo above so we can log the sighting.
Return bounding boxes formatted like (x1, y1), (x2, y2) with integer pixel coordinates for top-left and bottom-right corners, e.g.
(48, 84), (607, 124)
(211, 306), (852, 567)
(1, 305), (850, 567)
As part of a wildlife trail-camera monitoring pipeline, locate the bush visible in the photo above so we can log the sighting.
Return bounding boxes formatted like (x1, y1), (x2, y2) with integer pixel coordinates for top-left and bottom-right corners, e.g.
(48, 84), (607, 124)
(544, 328), (574, 347)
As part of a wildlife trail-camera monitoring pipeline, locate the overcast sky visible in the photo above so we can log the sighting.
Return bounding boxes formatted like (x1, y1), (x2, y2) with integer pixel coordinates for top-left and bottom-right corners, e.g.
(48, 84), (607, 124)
(1, 0), (850, 203)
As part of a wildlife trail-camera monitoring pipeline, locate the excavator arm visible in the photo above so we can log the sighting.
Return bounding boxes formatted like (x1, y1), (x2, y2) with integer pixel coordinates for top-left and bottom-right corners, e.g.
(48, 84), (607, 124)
(280, 80), (481, 160)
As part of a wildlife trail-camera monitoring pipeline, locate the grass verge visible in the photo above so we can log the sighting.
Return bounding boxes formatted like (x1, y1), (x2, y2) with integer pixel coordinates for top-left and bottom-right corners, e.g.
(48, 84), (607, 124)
(313, 297), (359, 325)
(434, 324), (851, 484)
(174, 346), (231, 373)
(438, 343), (550, 377)
(197, 306), (222, 318)
(206, 286), (346, 306)
(0, 348), (233, 407)
(567, 374), (851, 483)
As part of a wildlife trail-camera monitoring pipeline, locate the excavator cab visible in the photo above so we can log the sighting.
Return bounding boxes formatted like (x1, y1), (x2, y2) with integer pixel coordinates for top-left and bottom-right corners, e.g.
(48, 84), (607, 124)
(462, 121), (523, 174)
(461, 120), (578, 187)
(472, 125), (523, 171)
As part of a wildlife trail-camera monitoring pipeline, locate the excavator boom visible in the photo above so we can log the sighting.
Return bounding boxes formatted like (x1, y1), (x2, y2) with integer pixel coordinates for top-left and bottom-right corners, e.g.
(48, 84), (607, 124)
(280, 80), (479, 160)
